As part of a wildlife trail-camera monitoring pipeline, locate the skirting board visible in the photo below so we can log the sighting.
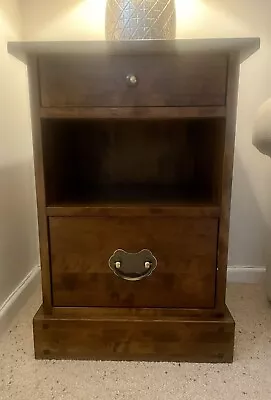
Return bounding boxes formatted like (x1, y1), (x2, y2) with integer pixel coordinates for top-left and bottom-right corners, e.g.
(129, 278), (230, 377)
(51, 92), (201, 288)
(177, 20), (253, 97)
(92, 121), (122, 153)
(227, 266), (266, 283)
(0, 266), (41, 336)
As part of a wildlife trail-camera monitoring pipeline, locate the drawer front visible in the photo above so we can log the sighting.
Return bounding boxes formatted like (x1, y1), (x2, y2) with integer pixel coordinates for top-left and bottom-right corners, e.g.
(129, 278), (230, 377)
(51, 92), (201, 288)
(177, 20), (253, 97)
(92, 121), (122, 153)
(39, 54), (227, 107)
(50, 217), (218, 308)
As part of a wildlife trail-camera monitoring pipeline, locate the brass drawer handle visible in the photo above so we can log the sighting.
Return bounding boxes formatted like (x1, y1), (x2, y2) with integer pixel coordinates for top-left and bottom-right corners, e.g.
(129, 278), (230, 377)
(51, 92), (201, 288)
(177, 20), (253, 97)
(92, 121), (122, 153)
(126, 74), (138, 86)
(109, 249), (157, 281)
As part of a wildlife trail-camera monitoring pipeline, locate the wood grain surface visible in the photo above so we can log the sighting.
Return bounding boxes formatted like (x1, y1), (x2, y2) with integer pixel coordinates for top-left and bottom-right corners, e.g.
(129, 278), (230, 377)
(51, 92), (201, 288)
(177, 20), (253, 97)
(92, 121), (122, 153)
(46, 204), (220, 218)
(39, 54), (227, 107)
(40, 106), (226, 120)
(49, 216), (218, 309)
(33, 305), (235, 362)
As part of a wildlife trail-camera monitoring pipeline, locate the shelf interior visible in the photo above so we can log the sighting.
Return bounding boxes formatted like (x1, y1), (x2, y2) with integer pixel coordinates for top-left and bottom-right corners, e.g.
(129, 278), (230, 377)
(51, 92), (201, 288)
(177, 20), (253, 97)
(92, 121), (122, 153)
(41, 118), (225, 207)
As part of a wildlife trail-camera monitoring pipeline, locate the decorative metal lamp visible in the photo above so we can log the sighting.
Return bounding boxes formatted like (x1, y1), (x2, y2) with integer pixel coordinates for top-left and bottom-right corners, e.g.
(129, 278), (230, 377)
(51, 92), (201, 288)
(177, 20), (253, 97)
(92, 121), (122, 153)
(105, 0), (176, 40)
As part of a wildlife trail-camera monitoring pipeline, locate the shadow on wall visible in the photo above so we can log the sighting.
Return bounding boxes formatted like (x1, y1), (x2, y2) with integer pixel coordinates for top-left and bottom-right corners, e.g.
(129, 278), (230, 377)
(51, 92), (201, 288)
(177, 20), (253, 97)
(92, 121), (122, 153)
(229, 151), (269, 267)
(0, 160), (39, 306)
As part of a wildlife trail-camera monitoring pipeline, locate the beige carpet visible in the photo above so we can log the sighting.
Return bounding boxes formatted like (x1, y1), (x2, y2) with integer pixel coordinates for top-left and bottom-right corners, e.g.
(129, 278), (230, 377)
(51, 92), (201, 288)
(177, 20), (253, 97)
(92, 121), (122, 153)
(0, 283), (271, 400)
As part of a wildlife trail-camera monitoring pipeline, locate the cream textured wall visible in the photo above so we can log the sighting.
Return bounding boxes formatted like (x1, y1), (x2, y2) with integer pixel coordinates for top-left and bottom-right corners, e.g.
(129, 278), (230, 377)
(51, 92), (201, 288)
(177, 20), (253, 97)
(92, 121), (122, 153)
(19, 0), (271, 267)
(0, 0), (39, 309)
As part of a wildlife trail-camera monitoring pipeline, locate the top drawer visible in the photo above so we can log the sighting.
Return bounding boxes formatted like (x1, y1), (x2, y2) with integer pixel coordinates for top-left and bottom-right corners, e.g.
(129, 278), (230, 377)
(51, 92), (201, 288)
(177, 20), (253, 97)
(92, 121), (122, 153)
(39, 54), (228, 108)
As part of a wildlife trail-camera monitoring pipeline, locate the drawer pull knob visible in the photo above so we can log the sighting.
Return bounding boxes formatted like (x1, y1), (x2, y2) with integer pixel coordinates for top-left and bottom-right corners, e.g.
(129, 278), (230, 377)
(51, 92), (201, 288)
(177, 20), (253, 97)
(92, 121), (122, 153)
(126, 74), (138, 86)
(109, 249), (157, 281)
(115, 261), (121, 269)
(145, 261), (151, 269)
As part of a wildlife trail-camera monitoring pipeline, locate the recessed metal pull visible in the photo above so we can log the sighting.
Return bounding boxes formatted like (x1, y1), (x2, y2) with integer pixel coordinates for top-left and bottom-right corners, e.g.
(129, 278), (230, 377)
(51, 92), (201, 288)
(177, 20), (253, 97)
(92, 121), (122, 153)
(108, 249), (157, 281)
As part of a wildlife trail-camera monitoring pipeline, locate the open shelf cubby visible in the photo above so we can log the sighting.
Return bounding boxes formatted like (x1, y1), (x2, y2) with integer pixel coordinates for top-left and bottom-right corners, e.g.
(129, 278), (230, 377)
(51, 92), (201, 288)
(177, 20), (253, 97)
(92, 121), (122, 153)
(41, 118), (225, 207)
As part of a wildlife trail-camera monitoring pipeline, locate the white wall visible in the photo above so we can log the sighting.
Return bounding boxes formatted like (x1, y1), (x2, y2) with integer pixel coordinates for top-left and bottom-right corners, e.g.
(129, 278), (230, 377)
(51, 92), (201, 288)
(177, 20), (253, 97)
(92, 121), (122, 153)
(0, 0), (39, 312)
(19, 0), (271, 267)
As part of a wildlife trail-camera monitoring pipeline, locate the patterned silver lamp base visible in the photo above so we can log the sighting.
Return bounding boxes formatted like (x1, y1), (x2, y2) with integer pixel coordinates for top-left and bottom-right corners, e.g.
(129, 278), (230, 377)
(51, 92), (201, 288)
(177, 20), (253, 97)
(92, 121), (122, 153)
(105, 0), (176, 40)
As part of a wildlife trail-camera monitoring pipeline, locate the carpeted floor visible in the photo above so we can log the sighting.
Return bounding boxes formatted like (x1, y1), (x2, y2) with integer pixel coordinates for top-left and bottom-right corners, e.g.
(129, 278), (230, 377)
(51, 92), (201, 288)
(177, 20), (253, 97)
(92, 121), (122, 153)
(0, 283), (271, 400)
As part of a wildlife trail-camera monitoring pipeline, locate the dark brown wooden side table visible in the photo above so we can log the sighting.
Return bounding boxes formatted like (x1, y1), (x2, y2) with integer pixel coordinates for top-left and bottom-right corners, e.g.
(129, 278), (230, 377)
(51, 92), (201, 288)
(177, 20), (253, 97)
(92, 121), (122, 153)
(8, 38), (259, 362)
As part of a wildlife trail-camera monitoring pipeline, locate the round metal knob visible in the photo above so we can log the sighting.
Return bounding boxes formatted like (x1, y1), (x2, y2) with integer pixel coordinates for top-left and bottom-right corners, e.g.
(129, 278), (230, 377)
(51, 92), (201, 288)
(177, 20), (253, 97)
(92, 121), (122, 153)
(126, 74), (138, 86)
(145, 261), (151, 270)
(115, 261), (121, 269)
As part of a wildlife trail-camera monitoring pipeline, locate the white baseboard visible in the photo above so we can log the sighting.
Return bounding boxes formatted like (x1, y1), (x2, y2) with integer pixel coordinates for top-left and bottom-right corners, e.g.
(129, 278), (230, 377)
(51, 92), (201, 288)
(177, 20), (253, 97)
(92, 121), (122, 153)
(0, 265), (41, 335)
(227, 266), (266, 283)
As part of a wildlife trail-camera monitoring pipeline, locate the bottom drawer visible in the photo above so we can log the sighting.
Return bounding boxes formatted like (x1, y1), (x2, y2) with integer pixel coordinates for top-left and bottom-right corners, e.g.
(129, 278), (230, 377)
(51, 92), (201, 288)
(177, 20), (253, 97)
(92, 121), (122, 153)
(50, 217), (218, 309)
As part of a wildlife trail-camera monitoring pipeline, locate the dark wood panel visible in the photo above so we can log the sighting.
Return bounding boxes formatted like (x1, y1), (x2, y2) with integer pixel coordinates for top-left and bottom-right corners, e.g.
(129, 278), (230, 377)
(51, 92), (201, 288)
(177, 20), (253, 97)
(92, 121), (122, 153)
(40, 106), (226, 119)
(191, 118), (226, 205)
(50, 216), (218, 308)
(33, 305), (235, 362)
(52, 305), (223, 319)
(39, 54), (227, 107)
(46, 204), (220, 218)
